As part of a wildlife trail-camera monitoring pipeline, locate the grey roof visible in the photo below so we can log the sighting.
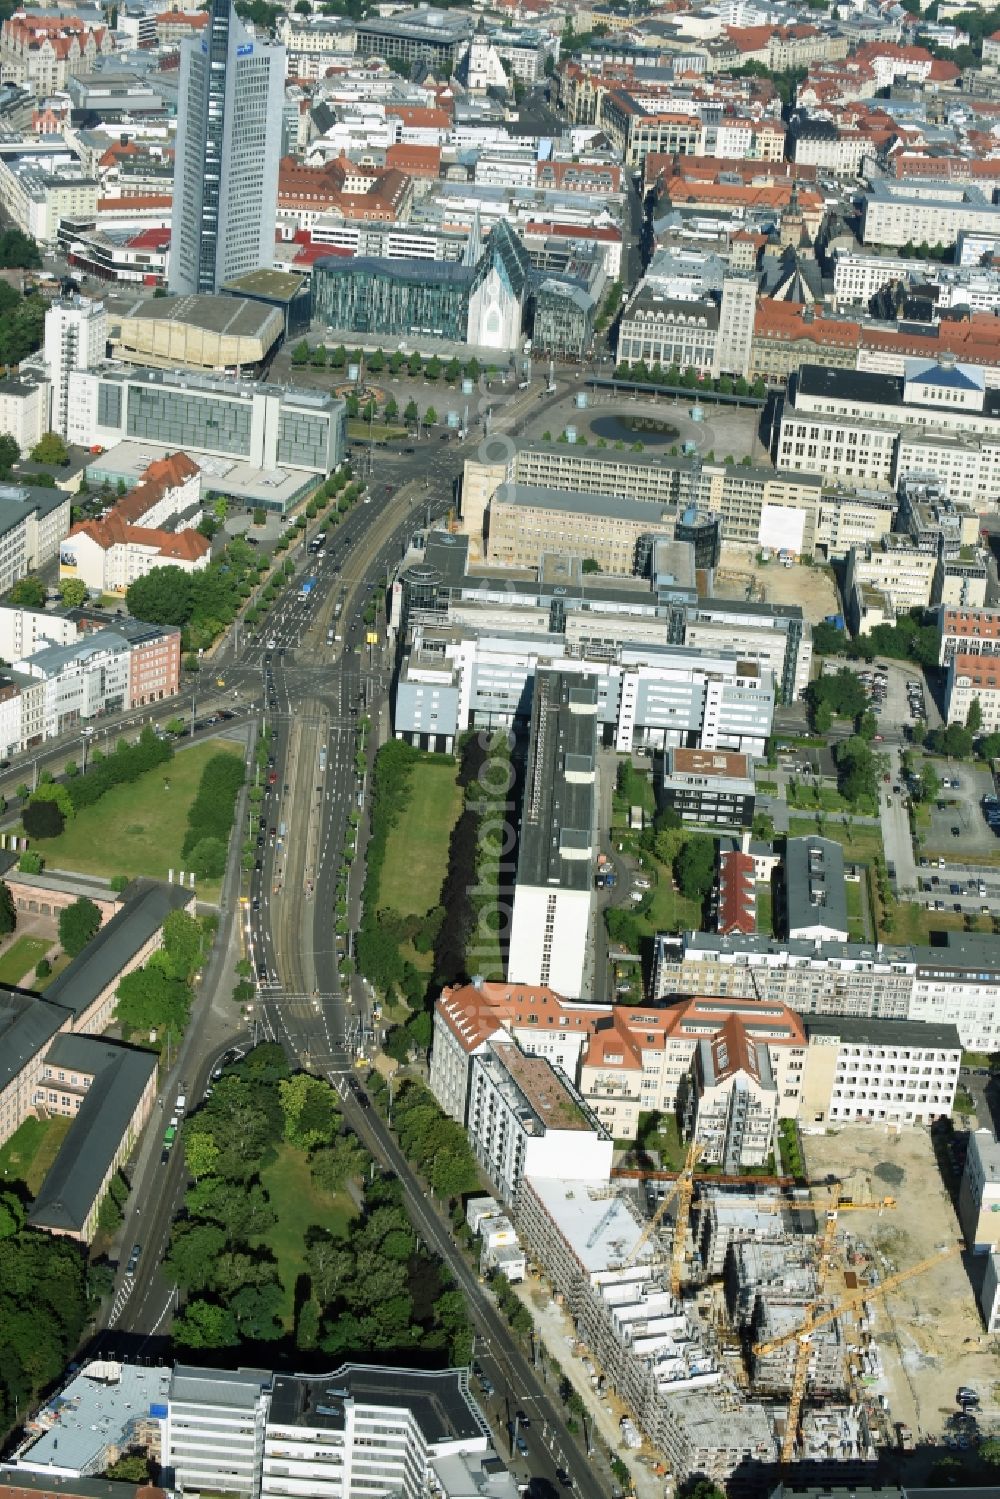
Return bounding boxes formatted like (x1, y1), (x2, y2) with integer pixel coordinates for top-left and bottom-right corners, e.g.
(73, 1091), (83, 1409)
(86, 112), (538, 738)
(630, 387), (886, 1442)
(0, 990), (70, 1094)
(28, 1040), (156, 1232)
(0, 483), (68, 534)
(18, 627), (131, 677)
(121, 293), (282, 339)
(170, 1364), (271, 1408)
(45, 878), (192, 1021)
(268, 1364), (486, 1443)
(2, 1362), (171, 1476)
(795, 361), (1000, 419)
(804, 1015), (962, 1051)
(516, 668), (596, 894)
(784, 836), (848, 938)
(493, 481), (674, 526)
(623, 287), (719, 329)
(316, 254), (474, 287)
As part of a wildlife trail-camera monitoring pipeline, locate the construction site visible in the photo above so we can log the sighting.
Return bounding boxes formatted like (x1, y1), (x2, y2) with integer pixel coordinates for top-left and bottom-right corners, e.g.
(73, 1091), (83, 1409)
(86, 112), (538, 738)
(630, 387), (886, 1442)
(514, 1134), (988, 1493)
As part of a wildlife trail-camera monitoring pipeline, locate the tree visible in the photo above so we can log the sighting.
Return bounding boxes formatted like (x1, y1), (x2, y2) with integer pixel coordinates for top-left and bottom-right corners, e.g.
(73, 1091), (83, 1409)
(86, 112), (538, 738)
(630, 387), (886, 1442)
(278, 1073), (340, 1150)
(918, 762), (941, 803)
(35, 957), (50, 979)
(404, 398), (418, 424)
(8, 575), (46, 608)
(0, 228), (40, 269)
(125, 565), (195, 626)
(114, 964), (191, 1038)
(59, 897), (101, 956)
(384, 396), (398, 422)
(188, 836), (227, 880)
(857, 710), (879, 741)
(172, 1298), (239, 1349)
(424, 405), (438, 426)
(103, 1455), (151, 1483)
(162, 909), (204, 981)
(673, 834), (716, 902)
(58, 578), (88, 608)
(290, 339), (310, 365)
(581, 558), (601, 574)
(19, 849), (42, 874)
(22, 797), (65, 839)
(312, 1133), (367, 1190)
(0, 881), (15, 936)
(184, 1131), (220, 1180)
(30, 432), (68, 466)
(814, 700), (833, 734)
(0, 432), (19, 472)
(967, 695), (983, 734)
(166, 1220), (227, 1291)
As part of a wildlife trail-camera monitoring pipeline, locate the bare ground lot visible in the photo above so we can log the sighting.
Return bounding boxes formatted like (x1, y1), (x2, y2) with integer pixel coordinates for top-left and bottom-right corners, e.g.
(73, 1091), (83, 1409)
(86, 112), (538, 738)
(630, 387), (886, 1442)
(802, 1126), (1000, 1451)
(716, 546), (842, 624)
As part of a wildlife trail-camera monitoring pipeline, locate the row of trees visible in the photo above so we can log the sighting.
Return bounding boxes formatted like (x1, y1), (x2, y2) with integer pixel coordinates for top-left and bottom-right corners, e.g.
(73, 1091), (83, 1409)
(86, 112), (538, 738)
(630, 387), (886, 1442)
(612, 359), (767, 400)
(355, 740), (430, 1008)
(291, 342), (489, 384)
(368, 1072), (480, 1202)
(0, 280), (45, 369)
(181, 751), (246, 881)
(125, 533), (266, 654)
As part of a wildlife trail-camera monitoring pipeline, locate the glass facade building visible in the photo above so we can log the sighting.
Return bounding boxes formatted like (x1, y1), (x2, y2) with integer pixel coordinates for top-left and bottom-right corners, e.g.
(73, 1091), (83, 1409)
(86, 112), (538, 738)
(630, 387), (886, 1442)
(532, 277), (595, 360)
(313, 257), (474, 341)
(170, 0), (285, 294)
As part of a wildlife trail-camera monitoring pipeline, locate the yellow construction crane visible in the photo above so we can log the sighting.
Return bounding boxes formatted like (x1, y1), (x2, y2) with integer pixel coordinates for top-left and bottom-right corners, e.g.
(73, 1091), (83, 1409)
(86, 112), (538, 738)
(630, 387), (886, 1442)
(621, 1139), (701, 1275)
(670, 1139), (702, 1297)
(754, 1242), (959, 1464)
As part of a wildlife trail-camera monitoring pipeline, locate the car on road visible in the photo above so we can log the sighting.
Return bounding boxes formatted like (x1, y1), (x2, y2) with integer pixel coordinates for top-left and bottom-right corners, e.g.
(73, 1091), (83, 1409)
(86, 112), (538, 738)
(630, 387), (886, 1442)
(257, 962), (267, 980)
(126, 1243), (141, 1274)
(515, 1436), (529, 1457)
(555, 1471), (573, 1489)
(952, 826), (962, 837)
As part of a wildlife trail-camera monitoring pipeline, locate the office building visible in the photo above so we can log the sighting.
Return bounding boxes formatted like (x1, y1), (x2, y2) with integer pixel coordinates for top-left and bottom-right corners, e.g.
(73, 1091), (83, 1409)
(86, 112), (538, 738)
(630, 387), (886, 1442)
(486, 482), (676, 574)
(262, 1365), (491, 1499)
(165, 1366), (271, 1498)
(863, 179), (1000, 249)
(959, 1129), (1000, 1252)
(0, 484), (71, 596)
(468, 1035), (612, 1203)
(395, 622), (775, 757)
(354, 7), (473, 67)
(508, 669), (597, 998)
(44, 294), (107, 439)
(67, 367), (346, 475)
(8, 1360), (170, 1476)
(659, 747), (755, 829)
(169, 0), (284, 294)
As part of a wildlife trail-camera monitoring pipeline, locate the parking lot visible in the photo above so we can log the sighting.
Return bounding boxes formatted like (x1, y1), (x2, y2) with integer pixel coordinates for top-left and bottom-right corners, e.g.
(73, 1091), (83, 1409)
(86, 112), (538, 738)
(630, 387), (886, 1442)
(924, 761), (999, 855)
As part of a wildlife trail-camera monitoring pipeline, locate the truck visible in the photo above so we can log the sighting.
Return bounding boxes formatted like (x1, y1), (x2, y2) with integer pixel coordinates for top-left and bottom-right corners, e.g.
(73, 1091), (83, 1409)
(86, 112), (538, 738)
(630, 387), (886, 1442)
(301, 578), (316, 598)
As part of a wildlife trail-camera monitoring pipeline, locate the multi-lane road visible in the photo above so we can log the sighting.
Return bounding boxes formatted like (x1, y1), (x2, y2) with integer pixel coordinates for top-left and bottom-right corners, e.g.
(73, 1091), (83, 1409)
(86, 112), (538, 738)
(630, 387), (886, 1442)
(81, 409), (607, 1496)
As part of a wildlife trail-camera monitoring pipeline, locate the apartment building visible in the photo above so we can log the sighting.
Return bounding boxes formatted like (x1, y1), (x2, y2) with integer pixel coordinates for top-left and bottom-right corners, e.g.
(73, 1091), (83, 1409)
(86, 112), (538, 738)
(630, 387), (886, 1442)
(945, 652), (1000, 734)
(0, 373), (49, 452)
(0, 150), (98, 247)
(690, 1026), (780, 1170)
(617, 287), (719, 375)
(936, 605), (1000, 666)
(0, 484), (71, 597)
(508, 670), (596, 998)
(652, 930), (1000, 1052)
(485, 482), (675, 574)
(468, 1036), (613, 1203)
(799, 1016), (961, 1128)
(959, 1129), (1000, 1252)
(0, 10), (114, 92)
(62, 515), (210, 597)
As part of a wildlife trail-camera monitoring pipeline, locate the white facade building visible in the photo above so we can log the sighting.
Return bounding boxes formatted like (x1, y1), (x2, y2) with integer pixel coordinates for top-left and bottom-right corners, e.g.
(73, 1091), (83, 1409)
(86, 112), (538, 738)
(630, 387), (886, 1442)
(800, 1017), (961, 1128)
(166, 1365), (271, 1498)
(959, 1129), (1000, 1253)
(44, 294), (107, 439)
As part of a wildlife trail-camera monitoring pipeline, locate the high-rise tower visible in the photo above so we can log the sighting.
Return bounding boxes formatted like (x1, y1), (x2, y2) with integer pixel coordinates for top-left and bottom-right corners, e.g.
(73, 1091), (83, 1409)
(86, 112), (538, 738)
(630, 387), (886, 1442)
(169, 0), (284, 295)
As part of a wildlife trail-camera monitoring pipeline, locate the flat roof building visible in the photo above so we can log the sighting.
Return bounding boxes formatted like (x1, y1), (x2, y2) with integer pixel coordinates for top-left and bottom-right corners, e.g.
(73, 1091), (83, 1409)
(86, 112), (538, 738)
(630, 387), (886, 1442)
(508, 669), (597, 999)
(784, 836), (848, 942)
(111, 294), (284, 374)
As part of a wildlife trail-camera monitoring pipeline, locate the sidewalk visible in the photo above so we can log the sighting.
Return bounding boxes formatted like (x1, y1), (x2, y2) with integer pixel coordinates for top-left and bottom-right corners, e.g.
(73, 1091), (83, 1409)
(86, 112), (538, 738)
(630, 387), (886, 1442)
(510, 1269), (666, 1499)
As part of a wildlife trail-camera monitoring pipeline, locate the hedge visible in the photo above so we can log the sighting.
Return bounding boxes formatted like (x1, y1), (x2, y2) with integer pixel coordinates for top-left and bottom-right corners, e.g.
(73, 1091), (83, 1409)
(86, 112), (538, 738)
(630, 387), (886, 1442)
(181, 753), (246, 858)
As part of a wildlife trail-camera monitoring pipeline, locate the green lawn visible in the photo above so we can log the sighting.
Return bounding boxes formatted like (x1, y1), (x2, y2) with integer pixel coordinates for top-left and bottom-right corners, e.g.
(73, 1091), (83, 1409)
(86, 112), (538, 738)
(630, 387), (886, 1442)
(888, 901), (992, 945)
(644, 869), (702, 935)
(787, 816), (885, 865)
(347, 419), (408, 444)
(27, 739), (243, 897)
(786, 783), (875, 816)
(0, 1114), (73, 1193)
(0, 935), (53, 987)
(756, 882), (774, 937)
(845, 879), (865, 942)
(36, 951), (72, 991)
(258, 1143), (355, 1327)
(378, 757), (461, 919)
(635, 1110), (686, 1169)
